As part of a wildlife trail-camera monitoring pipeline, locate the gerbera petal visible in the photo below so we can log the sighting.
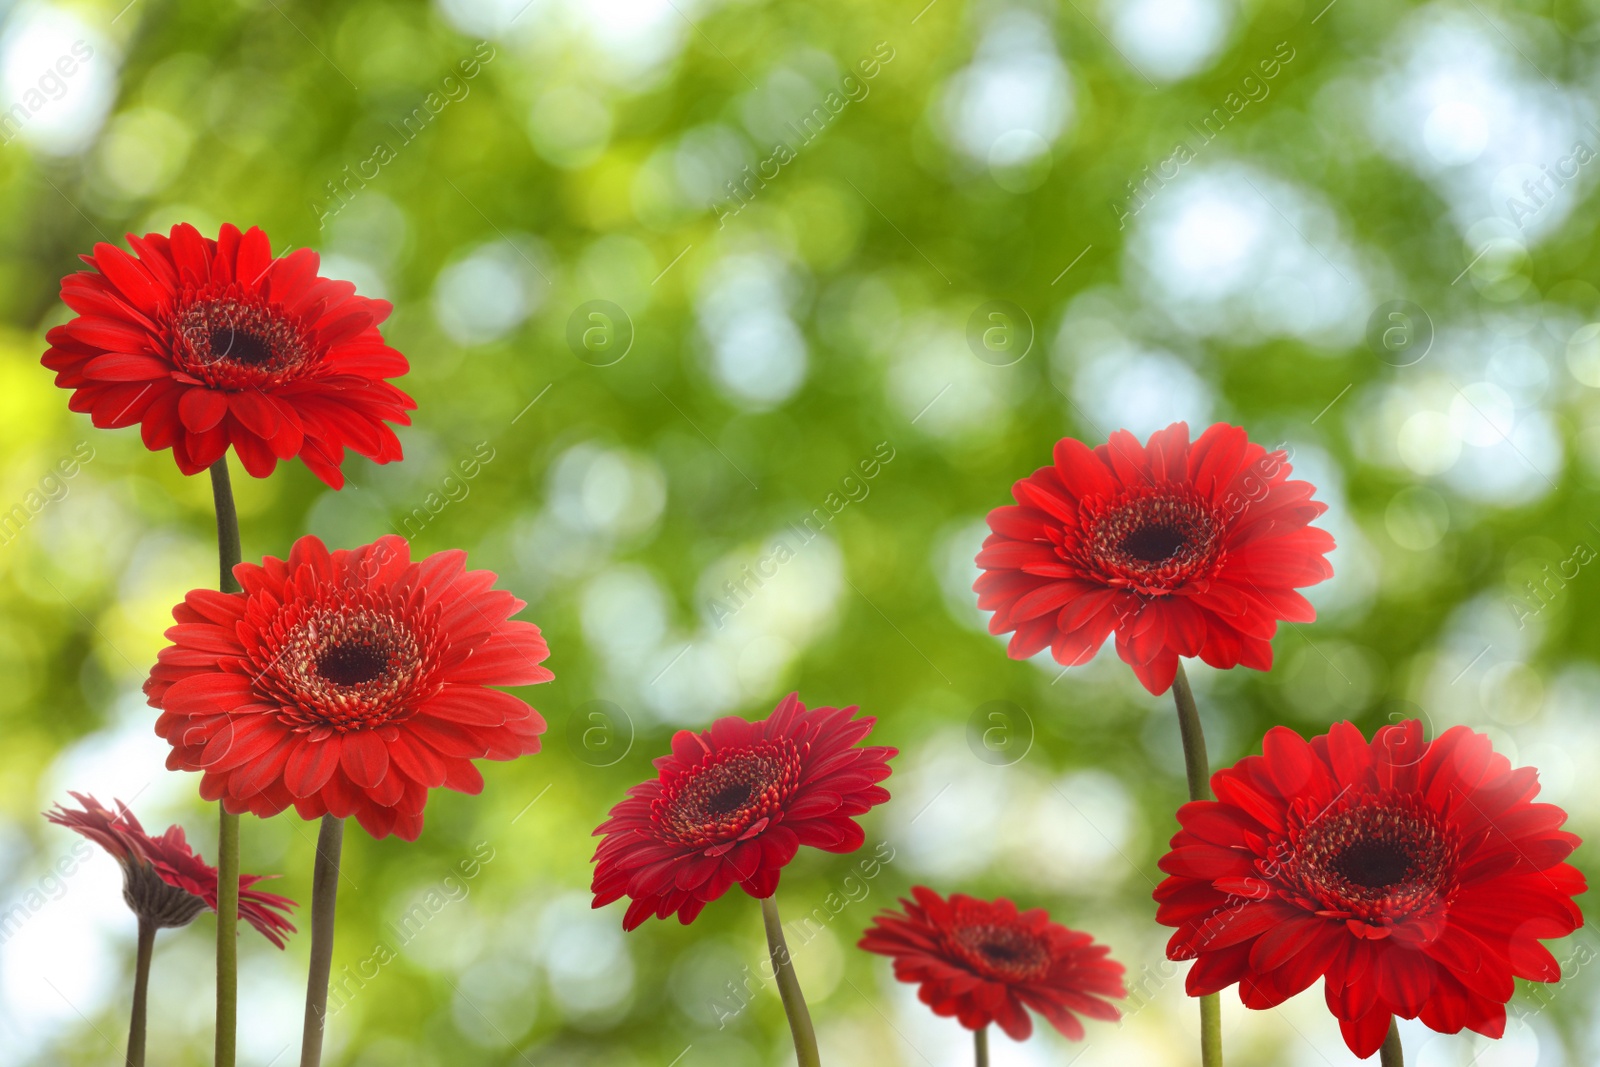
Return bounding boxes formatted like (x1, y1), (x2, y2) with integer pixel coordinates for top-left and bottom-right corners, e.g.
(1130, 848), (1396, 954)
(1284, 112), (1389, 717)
(228, 390), (281, 439)
(83, 352), (170, 381)
(1339, 1008), (1396, 1059)
(158, 672), (256, 716)
(449, 624), (554, 686)
(178, 388), (228, 435)
(284, 738), (344, 798)
(340, 731), (390, 790)
(416, 685), (513, 726)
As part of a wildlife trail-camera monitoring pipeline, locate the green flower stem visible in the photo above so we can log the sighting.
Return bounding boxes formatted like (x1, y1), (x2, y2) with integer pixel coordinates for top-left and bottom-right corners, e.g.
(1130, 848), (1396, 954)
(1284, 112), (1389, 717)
(1380, 1021), (1404, 1067)
(126, 918), (155, 1067)
(209, 458), (243, 595)
(973, 1025), (989, 1067)
(300, 815), (345, 1067)
(1170, 663), (1213, 803)
(1197, 993), (1223, 1067)
(760, 894), (821, 1067)
(208, 458), (242, 1067)
(1171, 661), (1223, 1067)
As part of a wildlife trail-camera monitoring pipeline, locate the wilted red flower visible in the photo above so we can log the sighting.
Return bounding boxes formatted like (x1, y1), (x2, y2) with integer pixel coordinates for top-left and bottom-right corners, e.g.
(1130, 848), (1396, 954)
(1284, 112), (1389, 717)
(859, 886), (1125, 1041)
(46, 793), (296, 945)
(974, 421), (1335, 694)
(591, 693), (896, 930)
(42, 223), (415, 488)
(1154, 720), (1585, 1057)
(145, 535), (552, 841)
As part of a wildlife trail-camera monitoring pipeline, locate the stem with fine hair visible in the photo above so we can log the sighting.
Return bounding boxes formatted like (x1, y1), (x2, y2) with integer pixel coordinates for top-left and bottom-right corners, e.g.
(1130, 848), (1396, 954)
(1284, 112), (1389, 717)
(209, 458), (243, 595)
(208, 458), (242, 1067)
(1171, 661), (1224, 1067)
(300, 815), (345, 1067)
(973, 1025), (989, 1067)
(1170, 663), (1213, 803)
(760, 894), (821, 1067)
(1380, 1021), (1404, 1067)
(126, 918), (155, 1067)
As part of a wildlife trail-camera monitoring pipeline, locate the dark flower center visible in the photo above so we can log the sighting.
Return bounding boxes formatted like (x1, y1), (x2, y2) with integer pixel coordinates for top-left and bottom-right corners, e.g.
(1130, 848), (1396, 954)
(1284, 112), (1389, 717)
(706, 782), (755, 816)
(1275, 792), (1457, 924)
(316, 641), (390, 687)
(981, 940), (1022, 962)
(172, 289), (313, 385)
(208, 325), (276, 367)
(1077, 490), (1223, 594)
(1332, 840), (1413, 889)
(1120, 522), (1187, 564)
(261, 604), (429, 733)
(656, 740), (802, 850)
(951, 920), (1051, 982)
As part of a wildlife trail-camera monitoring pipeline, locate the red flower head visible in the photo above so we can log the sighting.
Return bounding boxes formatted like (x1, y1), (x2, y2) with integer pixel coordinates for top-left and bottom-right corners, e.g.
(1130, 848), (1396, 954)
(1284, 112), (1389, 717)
(45, 793), (297, 945)
(42, 223), (415, 488)
(974, 421), (1335, 694)
(144, 535), (552, 842)
(859, 887), (1126, 1041)
(591, 693), (896, 930)
(1154, 720), (1586, 1058)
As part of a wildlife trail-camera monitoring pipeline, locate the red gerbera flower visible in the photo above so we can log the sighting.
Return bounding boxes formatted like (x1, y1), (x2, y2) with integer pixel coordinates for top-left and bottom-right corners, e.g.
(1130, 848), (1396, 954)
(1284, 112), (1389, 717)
(591, 693), (896, 930)
(42, 223), (415, 488)
(1154, 720), (1586, 1058)
(859, 886), (1126, 1041)
(45, 793), (297, 945)
(974, 421), (1335, 695)
(144, 534), (552, 842)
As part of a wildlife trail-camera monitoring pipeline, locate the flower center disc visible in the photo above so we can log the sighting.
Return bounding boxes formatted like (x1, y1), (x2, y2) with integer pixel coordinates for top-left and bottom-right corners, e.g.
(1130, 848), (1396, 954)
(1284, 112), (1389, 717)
(951, 920), (1050, 981)
(705, 782), (755, 815)
(1285, 794), (1456, 923)
(1078, 490), (1222, 594)
(657, 741), (801, 849)
(1332, 840), (1414, 889)
(316, 641), (390, 687)
(262, 605), (427, 732)
(1120, 522), (1187, 563)
(209, 325), (277, 367)
(172, 290), (312, 385)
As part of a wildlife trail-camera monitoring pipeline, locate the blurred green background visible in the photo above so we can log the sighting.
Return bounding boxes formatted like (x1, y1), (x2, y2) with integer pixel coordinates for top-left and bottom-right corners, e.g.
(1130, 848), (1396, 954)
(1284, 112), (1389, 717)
(0, 0), (1598, 1063)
